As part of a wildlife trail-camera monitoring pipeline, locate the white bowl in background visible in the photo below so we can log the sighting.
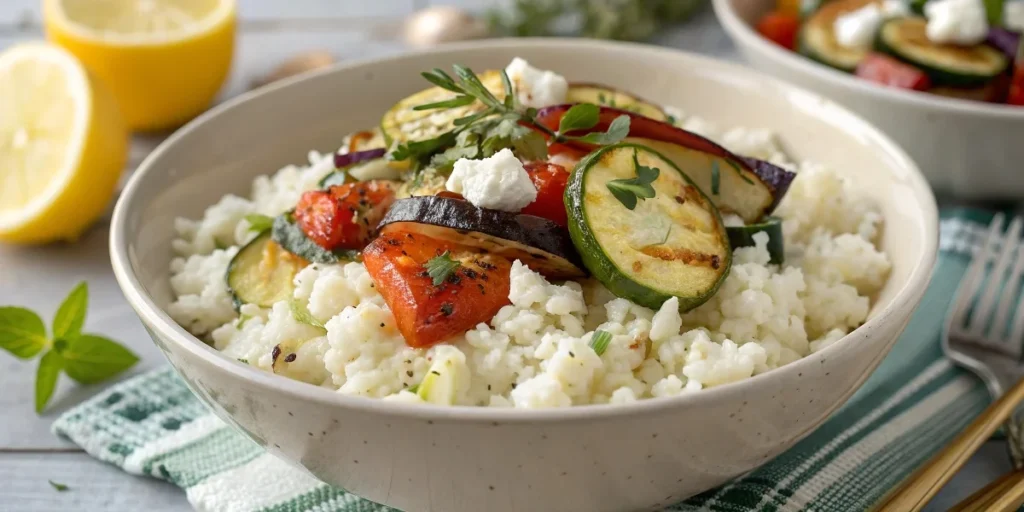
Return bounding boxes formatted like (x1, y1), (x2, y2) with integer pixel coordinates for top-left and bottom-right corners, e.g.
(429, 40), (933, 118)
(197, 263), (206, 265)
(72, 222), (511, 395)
(714, 0), (1024, 199)
(110, 38), (937, 512)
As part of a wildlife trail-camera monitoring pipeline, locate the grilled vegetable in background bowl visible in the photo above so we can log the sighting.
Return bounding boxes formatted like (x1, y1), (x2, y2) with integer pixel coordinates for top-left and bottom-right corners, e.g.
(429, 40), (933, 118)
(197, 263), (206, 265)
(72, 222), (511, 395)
(535, 104), (796, 222)
(565, 143), (732, 311)
(875, 17), (1008, 88)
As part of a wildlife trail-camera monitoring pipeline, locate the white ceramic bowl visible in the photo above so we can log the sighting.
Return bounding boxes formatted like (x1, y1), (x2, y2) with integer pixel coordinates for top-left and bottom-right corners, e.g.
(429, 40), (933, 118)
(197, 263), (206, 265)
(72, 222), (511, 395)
(110, 39), (937, 512)
(714, 0), (1024, 199)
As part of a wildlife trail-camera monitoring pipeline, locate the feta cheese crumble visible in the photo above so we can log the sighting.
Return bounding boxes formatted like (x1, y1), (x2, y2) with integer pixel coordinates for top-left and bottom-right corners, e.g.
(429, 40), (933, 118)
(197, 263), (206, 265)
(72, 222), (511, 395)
(925, 0), (989, 45)
(1005, 1), (1024, 33)
(504, 57), (569, 109)
(834, 1), (910, 49)
(834, 4), (883, 49)
(446, 148), (538, 212)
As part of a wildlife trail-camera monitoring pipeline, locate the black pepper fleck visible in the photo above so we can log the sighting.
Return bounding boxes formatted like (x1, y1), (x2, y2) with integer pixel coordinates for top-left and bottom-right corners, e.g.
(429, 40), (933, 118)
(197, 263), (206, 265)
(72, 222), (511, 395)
(284, 353), (296, 363)
(440, 303), (454, 316)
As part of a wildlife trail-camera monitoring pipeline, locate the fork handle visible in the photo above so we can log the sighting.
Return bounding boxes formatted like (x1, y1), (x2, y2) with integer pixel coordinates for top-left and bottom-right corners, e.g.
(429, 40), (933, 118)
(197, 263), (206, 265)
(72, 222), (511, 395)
(950, 469), (1024, 512)
(871, 377), (1024, 512)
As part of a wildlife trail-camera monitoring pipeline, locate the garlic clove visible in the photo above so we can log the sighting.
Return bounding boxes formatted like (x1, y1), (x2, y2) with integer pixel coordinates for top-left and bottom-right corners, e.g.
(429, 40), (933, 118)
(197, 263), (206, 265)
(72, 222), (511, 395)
(402, 6), (490, 48)
(250, 51), (336, 90)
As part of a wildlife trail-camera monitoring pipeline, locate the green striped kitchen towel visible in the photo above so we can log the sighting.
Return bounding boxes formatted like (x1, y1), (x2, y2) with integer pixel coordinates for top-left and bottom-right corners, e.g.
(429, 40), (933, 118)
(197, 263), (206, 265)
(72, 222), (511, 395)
(53, 210), (998, 512)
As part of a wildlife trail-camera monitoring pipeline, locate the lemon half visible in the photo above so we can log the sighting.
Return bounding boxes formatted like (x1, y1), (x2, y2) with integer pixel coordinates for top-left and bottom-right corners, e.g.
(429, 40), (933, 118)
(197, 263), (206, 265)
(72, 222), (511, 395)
(0, 43), (128, 244)
(43, 0), (236, 132)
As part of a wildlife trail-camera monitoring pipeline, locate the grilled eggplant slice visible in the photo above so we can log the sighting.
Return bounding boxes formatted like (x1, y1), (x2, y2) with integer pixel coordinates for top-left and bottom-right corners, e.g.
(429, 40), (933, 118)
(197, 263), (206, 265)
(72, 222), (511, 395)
(535, 105), (796, 222)
(565, 143), (731, 311)
(376, 196), (586, 279)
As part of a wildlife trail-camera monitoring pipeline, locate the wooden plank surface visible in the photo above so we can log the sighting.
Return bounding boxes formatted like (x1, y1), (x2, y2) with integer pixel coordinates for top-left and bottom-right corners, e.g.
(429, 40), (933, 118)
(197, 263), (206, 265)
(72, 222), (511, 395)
(0, 2), (1011, 510)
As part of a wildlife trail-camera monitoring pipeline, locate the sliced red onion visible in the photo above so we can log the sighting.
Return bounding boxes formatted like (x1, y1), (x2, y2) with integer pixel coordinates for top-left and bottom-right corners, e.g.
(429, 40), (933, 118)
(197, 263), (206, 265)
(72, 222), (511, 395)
(986, 27), (1022, 63)
(334, 148), (386, 169)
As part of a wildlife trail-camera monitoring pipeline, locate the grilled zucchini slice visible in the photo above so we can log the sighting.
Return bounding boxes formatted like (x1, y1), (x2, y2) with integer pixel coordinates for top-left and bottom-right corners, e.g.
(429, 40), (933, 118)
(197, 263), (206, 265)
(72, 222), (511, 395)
(565, 143), (731, 311)
(800, 0), (878, 72)
(380, 70), (505, 146)
(726, 217), (785, 265)
(226, 232), (307, 310)
(566, 84), (667, 121)
(876, 17), (1008, 87)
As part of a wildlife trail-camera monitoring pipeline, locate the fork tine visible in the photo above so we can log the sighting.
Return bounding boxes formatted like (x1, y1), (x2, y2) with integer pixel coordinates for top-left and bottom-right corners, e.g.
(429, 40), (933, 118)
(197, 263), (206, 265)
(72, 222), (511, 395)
(991, 237), (1024, 346)
(969, 216), (1023, 337)
(950, 214), (1005, 330)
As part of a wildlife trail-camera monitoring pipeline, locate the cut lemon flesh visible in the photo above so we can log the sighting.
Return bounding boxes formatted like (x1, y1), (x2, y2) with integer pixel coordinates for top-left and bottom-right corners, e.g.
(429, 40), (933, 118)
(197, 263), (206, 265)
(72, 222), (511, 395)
(0, 43), (128, 245)
(43, 0), (236, 131)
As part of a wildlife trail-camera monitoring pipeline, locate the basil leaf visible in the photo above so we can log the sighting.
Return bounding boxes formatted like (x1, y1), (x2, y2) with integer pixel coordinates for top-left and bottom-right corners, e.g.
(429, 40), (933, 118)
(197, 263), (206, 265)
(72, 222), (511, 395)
(52, 282), (88, 341)
(60, 334), (139, 385)
(245, 214), (275, 233)
(572, 114), (630, 145)
(35, 350), (63, 413)
(557, 103), (600, 134)
(0, 306), (48, 359)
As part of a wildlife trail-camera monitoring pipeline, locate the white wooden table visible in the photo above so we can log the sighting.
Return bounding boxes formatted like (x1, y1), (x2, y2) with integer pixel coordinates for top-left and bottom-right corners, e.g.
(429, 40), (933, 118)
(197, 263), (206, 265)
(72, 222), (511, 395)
(0, 2), (1011, 510)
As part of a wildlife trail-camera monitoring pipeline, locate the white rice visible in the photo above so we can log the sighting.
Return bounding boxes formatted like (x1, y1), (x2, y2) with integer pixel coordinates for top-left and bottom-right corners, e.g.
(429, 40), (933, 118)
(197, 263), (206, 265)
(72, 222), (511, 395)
(167, 113), (891, 408)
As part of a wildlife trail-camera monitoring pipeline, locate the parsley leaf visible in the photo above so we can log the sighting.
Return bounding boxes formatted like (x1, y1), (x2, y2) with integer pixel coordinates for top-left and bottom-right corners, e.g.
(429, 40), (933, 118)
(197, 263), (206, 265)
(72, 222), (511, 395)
(570, 114), (631, 145)
(589, 330), (613, 356)
(49, 480), (70, 492)
(606, 150), (660, 210)
(245, 213), (275, 233)
(425, 251), (462, 286)
(557, 103), (600, 134)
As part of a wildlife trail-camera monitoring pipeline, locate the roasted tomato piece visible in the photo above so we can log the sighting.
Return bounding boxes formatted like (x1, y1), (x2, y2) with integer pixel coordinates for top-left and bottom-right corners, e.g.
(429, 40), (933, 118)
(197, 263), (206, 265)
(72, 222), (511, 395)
(362, 230), (512, 348)
(855, 53), (931, 92)
(294, 180), (396, 250)
(520, 162), (569, 227)
(756, 12), (800, 51)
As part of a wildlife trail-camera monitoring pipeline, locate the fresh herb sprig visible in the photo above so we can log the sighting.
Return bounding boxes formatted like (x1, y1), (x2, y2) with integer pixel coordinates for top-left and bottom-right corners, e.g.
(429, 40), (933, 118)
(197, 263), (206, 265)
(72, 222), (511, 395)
(0, 282), (139, 413)
(425, 251), (462, 286)
(391, 65), (631, 169)
(607, 149), (660, 210)
(487, 0), (703, 41)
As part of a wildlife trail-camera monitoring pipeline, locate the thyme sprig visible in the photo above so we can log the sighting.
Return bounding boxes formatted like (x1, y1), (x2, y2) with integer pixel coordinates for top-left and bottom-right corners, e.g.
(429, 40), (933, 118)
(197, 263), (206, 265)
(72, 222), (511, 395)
(389, 65), (630, 168)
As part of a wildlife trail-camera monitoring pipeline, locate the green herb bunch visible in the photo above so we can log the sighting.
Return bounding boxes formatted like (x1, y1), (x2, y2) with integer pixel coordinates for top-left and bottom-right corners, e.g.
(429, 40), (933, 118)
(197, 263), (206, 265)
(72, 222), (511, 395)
(389, 65), (631, 171)
(488, 0), (704, 41)
(0, 282), (139, 413)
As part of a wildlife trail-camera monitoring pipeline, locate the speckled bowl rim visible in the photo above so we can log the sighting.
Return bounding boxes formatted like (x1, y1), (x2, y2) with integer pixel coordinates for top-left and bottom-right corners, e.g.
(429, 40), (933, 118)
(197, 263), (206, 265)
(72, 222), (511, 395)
(110, 37), (938, 424)
(712, 0), (1024, 120)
